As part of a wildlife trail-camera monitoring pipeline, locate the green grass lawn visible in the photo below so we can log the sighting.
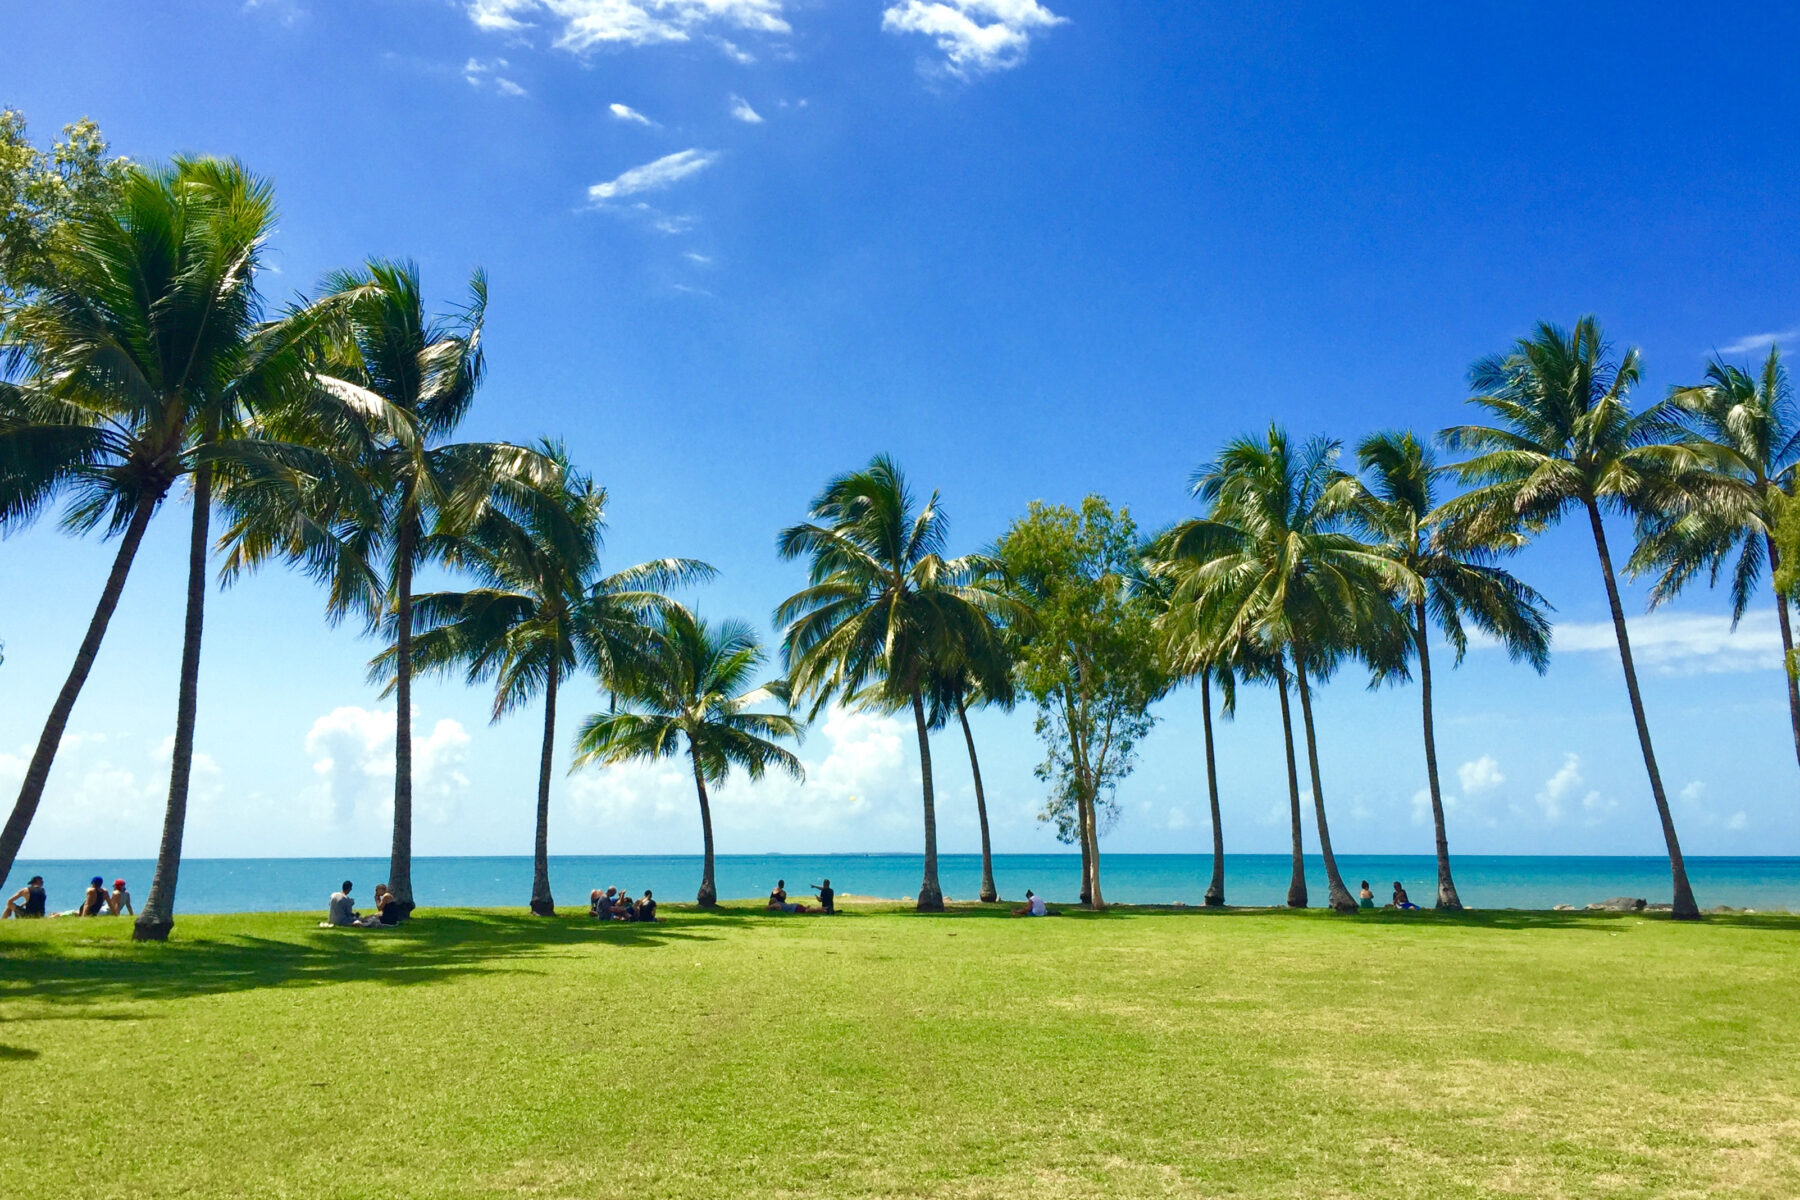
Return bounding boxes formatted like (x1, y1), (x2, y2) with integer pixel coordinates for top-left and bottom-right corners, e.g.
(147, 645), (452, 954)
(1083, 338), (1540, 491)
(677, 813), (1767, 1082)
(4, 903), (1798, 1198)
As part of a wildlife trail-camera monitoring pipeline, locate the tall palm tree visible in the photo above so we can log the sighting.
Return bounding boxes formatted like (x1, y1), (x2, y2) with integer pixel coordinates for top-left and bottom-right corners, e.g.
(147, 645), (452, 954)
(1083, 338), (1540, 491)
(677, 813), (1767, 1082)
(1630, 346), (1800, 778)
(1355, 430), (1552, 910)
(1442, 315), (1702, 919)
(573, 608), (803, 907)
(776, 454), (1006, 912)
(232, 259), (554, 915)
(910, 633), (1015, 904)
(0, 158), (335, 937)
(377, 444), (713, 914)
(1163, 427), (1415, 913)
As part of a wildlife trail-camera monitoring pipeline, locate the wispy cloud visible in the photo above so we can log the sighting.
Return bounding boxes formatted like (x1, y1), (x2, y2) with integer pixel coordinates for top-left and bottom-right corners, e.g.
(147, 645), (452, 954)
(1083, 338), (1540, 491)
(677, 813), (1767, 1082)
(609, 102), (657, 125)
(1719, 328), (1800, 357)
(1548, 612), (1783, 675)
(587, 149), (718, 205)
(728, 94), (764, 123)
(468, 0), (789, 54)
(464, 57), (528, 96)
(881, 0), (1066, 76)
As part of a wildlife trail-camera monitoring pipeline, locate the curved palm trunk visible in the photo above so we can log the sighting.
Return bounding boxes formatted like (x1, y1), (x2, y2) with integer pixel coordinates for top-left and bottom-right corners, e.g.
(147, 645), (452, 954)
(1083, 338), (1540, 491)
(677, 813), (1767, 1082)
(0, 492), (158, 888)
(911, 688), (944, 911)
(1413, 602), (1463, 911)
(1200, 672), (1225, 907)
(529, 661), (557, 916)
(1275, 665), (1307, 908)
(1293, 657), (1356, 913)
(691, 747), (717, 908)
(1585, 503), (1699, 918)
(955, 697), (998, 903)
(1764, 535), (1800, 781)
(388, 527), (416, 916)
(134, 467), (212, 941)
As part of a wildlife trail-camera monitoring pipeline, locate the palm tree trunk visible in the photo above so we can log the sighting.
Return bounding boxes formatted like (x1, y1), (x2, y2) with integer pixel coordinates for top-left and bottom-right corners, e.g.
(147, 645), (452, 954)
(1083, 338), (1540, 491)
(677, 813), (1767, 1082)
(1414, 601), (1462, 911)
(691, 747), (717, 908)
(1293, 656), (1357, 913)
(1200, 672), (1225, 907)
(1765, 534), (1800, 781)
(0, 492), (158, 888)
(1275, 663), (1307, 908)
(955, 697), (998, 903)
(1586, 502), (1699, 919)
(133, 467), (212, 941)
(388, 526), (416, 917)
(1082, 785), (1105, 909)
(529, 661), (557, 916)
(911, 687), (944, 911)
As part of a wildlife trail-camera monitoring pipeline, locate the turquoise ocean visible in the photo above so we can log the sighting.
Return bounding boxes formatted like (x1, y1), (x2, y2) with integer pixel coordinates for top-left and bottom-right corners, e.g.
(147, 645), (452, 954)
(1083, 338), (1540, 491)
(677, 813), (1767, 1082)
(7, 853), (1798, 914)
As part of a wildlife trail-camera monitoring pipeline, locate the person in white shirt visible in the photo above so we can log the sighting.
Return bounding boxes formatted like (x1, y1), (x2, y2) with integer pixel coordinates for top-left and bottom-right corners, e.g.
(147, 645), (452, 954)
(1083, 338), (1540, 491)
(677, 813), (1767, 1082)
(326, 881), (357, 927)
(1011, 889), (1048, 917)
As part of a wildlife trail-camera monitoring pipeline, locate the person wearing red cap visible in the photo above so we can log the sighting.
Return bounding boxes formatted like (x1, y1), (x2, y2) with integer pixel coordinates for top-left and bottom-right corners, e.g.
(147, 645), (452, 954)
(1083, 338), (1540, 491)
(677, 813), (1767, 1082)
(107, 879), (132, 916)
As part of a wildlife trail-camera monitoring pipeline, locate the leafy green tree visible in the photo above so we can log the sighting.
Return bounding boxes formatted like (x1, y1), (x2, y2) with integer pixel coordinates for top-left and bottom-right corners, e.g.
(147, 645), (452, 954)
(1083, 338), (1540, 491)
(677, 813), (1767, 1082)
(0, 110), (128, 298)
(1631, 346), (1800, 778)
(0, 158), (339, 937)
(1162, 427), (1413, 913)
(996, 497), (1166, 909)
(1354, 430), (1551, 910)
(776, 454), (1005, 912)
(574, 608), (803, 907)
(1442, 316), (1702, 919)
(377, 444), (712, 914)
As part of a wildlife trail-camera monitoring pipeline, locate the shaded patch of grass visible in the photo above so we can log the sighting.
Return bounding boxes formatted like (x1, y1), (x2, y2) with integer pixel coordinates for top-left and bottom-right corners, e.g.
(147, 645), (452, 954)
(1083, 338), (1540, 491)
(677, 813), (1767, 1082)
(3, 904), (1797, 1198)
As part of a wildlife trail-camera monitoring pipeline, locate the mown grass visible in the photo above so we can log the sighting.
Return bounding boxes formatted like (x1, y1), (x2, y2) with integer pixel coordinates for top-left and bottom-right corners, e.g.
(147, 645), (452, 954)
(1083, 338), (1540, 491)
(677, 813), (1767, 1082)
(3, 903), (1798, 1198)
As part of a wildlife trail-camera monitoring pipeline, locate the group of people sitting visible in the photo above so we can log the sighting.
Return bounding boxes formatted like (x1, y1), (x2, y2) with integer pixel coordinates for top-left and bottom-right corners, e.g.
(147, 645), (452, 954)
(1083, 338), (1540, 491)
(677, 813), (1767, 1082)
(590, 887), (657, 921)
(767, 878), (834, 913)
(323, 880), (404, 928)
(4, 875), (131, 919)
(1358, 880), (1421, 910)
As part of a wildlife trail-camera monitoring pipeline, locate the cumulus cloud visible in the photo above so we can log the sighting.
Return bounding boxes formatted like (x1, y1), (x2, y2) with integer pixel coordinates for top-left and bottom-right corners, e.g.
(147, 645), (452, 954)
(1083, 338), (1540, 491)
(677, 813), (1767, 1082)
(303, 706), (472, 827)
(728, 94), (764, 123)
(467, 0), (789, 54)
(881, 0), (1066, 76)
(463, 57), (528, 95)
(1535, 753), (1607, 825)
(1, 731), (228, 856)
(587, 148), (718, 204)
(1474, 612), (1785, 675)
(1458, 755), (1504, 794)
(609, 101), (656, 125)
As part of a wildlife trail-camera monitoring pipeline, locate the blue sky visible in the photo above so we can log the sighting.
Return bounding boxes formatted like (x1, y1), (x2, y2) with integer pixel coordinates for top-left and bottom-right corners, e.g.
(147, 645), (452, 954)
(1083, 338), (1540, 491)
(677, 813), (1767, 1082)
(4, 0), (1799, 864)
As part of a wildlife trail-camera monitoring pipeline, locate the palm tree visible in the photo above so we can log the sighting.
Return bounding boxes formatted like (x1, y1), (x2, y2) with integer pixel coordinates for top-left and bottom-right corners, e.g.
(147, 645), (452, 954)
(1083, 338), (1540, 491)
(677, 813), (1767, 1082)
(0, 158), (334, 937)
(1355, 430), (1552, 910)
(378, 444), (713, 914)
(573, 608), (803, 907)
(911, 634), (1015, 904)
(1630, 346), (1800, 778)
(1442, 315), (1702, 919)
(232, 259), (554, 916)
(1163, 427), (1415, 913)
(776, 454), (1006, 912)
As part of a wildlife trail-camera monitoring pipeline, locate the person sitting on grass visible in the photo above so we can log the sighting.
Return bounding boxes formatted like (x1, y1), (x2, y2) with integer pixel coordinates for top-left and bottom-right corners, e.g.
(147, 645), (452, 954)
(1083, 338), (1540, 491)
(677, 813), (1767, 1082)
(810, 879), (835, 914)
(326, 880), (358, 927)
(3, 875), (47, 918)
(767, 879), (806, 914)
(373, 884), (404, 926)
(1011, 890), (1048, 917)
(592, 887), (617, 919)
(635, 890), (657, 922)
(78, 876), (108, 917)
(617, 892), (638, 921)
(1358, 880), (1375, 910)
(108, 879), (133, 916)
(1391, 882), (1420, 911)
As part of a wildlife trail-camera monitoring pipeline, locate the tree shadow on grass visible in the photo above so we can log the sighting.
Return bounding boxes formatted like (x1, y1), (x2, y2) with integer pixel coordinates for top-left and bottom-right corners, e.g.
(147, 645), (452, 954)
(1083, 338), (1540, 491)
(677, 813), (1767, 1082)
(897, 902), (1800, 934)
(0, 910), (739, 1013)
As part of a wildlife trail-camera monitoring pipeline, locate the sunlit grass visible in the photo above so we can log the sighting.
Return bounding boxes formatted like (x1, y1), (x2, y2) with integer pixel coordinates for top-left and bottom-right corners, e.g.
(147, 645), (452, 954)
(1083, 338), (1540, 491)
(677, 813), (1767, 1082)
(4, 903), (1798, 1198)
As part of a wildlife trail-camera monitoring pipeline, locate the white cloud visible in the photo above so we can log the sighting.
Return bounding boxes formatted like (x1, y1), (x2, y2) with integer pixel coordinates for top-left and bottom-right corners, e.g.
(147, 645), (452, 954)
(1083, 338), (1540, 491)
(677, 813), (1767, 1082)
(1719, 328), (1800, 357)
(463, 57), (528, 96)
(1458, 755), (1505, 794)
(1680, 779), (1707, 803)
(303, 706), (472, 827)
(881, 0), (1066, 76)
(1478, 612), (1785, 675)
(467, 0), (789, 54)
(1536, 753), (1584, 824)
(728, 93), (764, 123)
(587, 148), (718, 204)
(1410, 788), (1433, 827)
(609, 102), (656, 125)
(1726, 811), (1749, 831)
(684, 251), (713, 264)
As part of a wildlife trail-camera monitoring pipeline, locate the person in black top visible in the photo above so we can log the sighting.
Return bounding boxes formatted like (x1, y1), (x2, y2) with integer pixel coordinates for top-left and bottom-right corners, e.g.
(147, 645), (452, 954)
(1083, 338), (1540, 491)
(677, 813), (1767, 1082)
(635, 890), (656, 921)
(377, 884), (404, 926)
(810, 879), (835, 914)
(4, 875), (47, 918)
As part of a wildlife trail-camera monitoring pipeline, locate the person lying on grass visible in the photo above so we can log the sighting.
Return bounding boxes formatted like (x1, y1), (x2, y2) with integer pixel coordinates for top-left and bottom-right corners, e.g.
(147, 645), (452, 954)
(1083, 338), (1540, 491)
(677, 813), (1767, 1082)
(52, 876), (109, 917)
(767, 879), (807, 913)
(1011, 890), (1050, 917)
(3, 875), (47, 918)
